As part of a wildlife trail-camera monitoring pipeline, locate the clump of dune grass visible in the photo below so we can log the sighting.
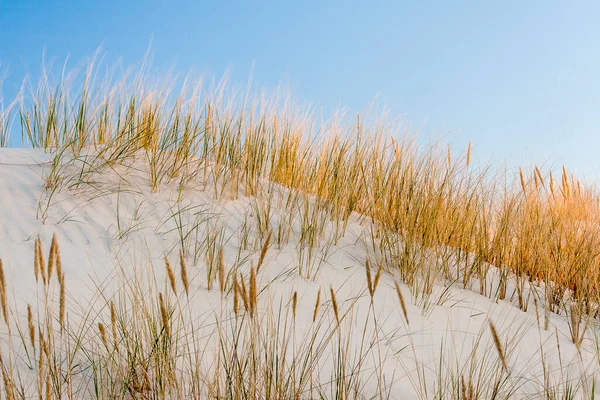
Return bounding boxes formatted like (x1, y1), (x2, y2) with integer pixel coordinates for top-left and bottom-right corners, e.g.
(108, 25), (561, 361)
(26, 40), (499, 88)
(10, 53), (600, 327)
(3, 52), (600, 397)
(0, 236), (398, 399)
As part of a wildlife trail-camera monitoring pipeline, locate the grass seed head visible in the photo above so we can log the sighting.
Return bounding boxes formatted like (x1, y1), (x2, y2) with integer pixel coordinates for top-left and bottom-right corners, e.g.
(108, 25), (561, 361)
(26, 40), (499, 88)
(466, 141), (471, 167)
(179, 250), (189, 296)
(37, 237), (47, 286)
(55, 246), (62, 283)
(159, 293), (170, 337)
(27, 305), (35, 350)
(98, 322), (109, 350)
(240, 273), (250, 312)
(257, 231), (272, 273)
(233, 275), (239, 317)
(489, 321), (508, 371)
(313, 288), (321, 323)
(519, 168), (526, 194)
(33, 238), (40, 283)
(365, 260), (373, 298)
(394, 281), (409, 326)
(372, 263), (383, 295)
(110, 301), (119, 352)
(164, 257), (177, 295)
(330, 286), (340, 324)
(47, 233), (57, 280)
(292, 291), (297, 319)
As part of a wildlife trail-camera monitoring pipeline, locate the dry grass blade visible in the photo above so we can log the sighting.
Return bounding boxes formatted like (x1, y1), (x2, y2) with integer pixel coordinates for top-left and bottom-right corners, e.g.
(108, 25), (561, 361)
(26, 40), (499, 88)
(249, 265), (257, 316)
(0, 260), (7, 325)
(59, 273), (65, 330)
(218, 248), (226, 294)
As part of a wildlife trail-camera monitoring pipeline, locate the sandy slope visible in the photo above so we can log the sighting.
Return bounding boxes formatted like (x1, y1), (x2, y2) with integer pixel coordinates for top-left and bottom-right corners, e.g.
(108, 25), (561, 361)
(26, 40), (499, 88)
(0, 148), (598, 398)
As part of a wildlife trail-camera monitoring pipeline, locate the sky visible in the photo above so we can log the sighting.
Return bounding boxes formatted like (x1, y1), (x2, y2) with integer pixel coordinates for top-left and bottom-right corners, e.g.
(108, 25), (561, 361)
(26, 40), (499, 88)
(1, 1), (600, 180)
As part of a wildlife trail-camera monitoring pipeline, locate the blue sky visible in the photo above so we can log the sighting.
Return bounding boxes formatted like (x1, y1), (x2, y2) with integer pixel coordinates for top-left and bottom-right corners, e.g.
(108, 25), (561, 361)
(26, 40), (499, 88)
(1, 1), (600, 179)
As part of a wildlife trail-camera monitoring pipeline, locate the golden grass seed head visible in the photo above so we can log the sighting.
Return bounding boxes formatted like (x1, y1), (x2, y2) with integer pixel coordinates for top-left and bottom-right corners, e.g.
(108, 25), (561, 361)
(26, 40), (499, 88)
(365, 260), (373, 298)
(39, 328), (48, 358)
(33, 238), (40, 283)
(292, 291), (297, 319)
(55, 247), (62, 284)
(37, 237), (47, 286)
(257, 231), (272, 273)
(519, 168), (527, 194)
(329, 286), (340, 324)
(466, 141), (471, 167)
(240, 273), (250, 313)
(47, 233), (57, 280)
(98, 322), (108, 350)
(489, 321), (508, 371)
(27, 304), (35, 350)
(372, 263), (383, 295)
(110, 301), (119, 352)
(313, 288), (321, 323)
(179, 250), (189, 296)
(233, 275), (239, 317)
(164, 257), (177, 295)
(394, 281), (409, 326)
(159, 293), (170, 337)
(534, 166), (544, 187)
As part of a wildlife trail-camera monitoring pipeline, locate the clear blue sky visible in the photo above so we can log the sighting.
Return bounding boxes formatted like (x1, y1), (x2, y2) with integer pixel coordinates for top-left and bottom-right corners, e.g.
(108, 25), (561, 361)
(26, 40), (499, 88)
(1, 1), (600, 179)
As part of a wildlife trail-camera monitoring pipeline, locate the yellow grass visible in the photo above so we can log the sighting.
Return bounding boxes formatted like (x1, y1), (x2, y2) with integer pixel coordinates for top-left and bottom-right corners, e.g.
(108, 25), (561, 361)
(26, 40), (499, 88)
(0, 54), (599, 397)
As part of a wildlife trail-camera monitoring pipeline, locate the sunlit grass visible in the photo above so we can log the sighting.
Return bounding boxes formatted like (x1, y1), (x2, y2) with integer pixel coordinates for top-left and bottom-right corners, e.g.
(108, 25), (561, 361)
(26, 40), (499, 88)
(1, 53), (600, 397)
